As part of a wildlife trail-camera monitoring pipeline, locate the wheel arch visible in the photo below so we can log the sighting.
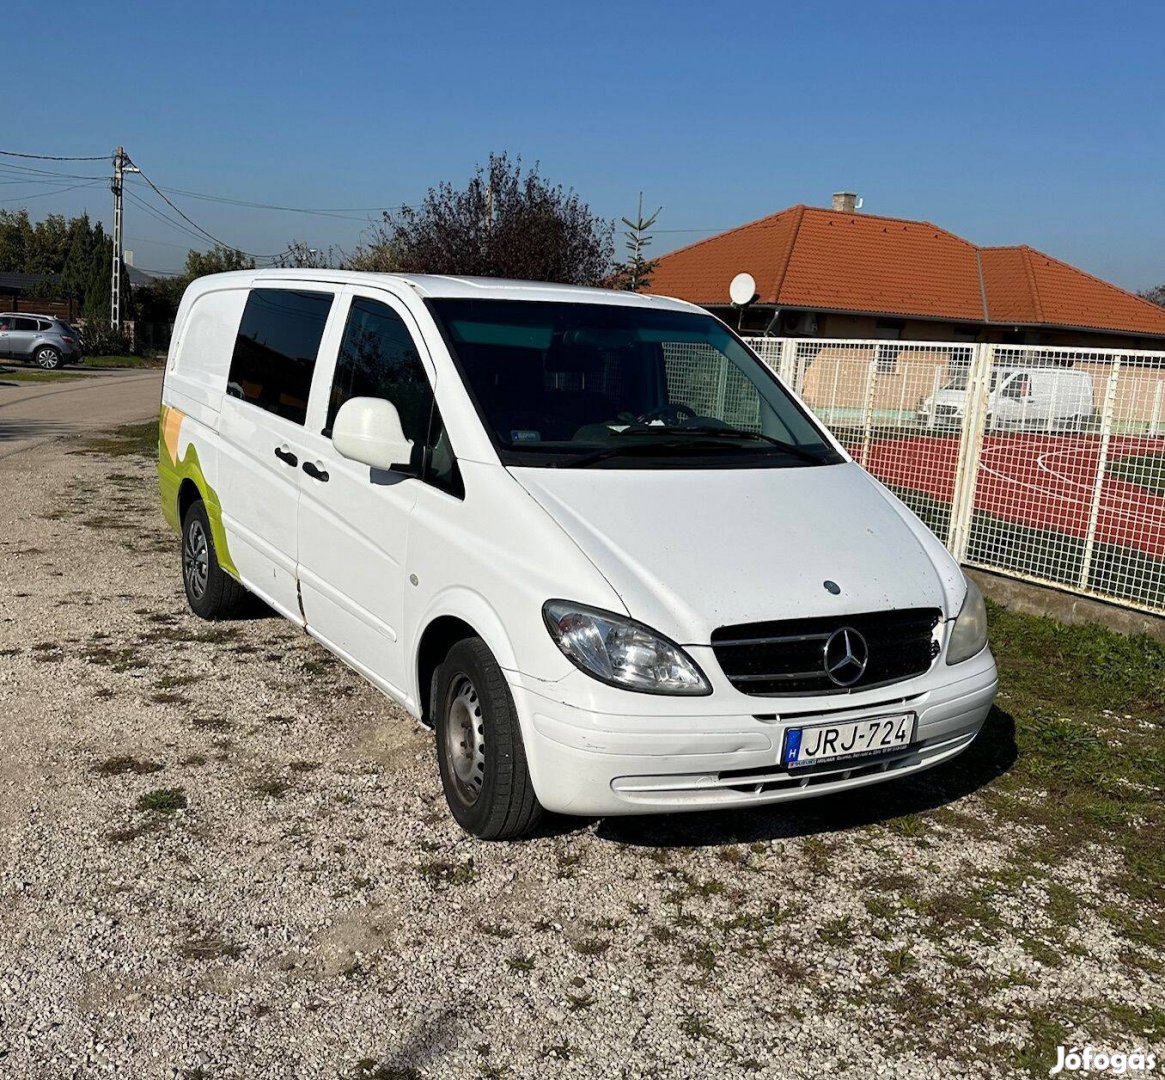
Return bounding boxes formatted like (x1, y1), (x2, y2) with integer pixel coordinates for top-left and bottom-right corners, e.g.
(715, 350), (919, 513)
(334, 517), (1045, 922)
(413, 590), (522, 727)
(177, 477), (203, 524)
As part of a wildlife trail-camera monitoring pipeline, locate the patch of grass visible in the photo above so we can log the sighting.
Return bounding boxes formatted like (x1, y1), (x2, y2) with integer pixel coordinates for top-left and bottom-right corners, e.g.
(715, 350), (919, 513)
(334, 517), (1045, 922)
(81, 643), (148, 672)
(82, 354), (164, 369)
(476, 920), (515, 939)
(154, 673), (202, 690)
(566, 991), (594, 1011)
(80, 420), (158, 459)
(93, 755), (163, 776)
(178, 934), (244, 961)
(816, 915), (855, 947)
(136, 787), (187, 813)
(250, 778), (290, 799)
(985, 602), (1164, 915)
(106, 820), (164, 843)
(0, 368), (88, 384)
(350, 1058), (421, 1080)
(418, 857), (476, 888)
(679, 1011), (718, 1040)
(571, 936), (611, 957)
(505, 954), (535, 972)
(884, 946), (917, 976)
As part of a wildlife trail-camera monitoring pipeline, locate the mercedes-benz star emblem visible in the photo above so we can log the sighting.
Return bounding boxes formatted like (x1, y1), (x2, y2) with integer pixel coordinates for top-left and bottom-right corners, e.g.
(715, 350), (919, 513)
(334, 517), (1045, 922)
(823, 627), (869, 687)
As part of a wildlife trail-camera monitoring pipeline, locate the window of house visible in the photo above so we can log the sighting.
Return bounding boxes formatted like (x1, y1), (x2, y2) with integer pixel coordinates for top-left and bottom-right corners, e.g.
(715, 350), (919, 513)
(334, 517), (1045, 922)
(874, 320), (902, 373)
(227, 288), (334, 424)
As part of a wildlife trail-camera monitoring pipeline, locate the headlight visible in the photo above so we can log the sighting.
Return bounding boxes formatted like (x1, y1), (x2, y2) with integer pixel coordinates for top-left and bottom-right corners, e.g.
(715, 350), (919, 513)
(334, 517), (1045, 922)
(542, 600), (711, 695)
(946, 577), (988, 664)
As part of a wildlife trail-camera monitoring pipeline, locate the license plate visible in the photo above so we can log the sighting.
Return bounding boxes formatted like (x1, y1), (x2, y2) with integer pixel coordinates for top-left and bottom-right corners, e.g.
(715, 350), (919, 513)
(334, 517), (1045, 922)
(782, 713), (915, 770)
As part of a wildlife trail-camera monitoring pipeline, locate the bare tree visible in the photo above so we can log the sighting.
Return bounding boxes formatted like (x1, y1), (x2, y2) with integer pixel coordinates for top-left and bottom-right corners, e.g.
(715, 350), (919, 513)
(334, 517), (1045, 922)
(275, 241), (340, 269)
(346, 153), (613, 285)
(1139, 284), (1165, 308)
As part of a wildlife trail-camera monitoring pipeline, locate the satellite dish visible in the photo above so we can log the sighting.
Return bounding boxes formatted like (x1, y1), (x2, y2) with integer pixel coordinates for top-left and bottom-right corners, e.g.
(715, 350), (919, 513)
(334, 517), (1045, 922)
(729, 272), (756, 307)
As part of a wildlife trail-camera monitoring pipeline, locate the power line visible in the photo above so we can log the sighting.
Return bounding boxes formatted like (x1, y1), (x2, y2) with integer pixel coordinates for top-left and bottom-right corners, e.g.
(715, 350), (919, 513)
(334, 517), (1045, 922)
(0, 161), (107, 181)
(125, 188), (223, 248)
(126, 154), (291, 261)
(0, 180), (103, 205)
(126, 179), (401, 221)
(0, 149), (108, 161)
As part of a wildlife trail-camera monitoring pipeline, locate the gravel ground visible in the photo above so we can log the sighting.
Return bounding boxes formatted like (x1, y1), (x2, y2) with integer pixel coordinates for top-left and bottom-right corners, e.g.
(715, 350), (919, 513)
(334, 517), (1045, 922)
(0, 429), (1161, 1079)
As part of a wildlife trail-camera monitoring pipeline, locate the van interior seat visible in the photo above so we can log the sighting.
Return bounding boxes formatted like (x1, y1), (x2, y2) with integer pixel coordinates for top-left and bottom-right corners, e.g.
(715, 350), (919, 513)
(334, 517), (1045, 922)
(465, 342), (619, 442)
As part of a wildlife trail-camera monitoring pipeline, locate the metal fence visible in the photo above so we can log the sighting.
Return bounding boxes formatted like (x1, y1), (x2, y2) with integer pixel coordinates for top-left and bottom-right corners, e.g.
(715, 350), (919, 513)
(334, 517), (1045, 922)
(743, 336), (1165, 616)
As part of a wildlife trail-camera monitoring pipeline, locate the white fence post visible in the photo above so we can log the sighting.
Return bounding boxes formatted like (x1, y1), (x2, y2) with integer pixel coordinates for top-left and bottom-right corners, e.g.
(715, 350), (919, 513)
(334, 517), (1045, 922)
(947, 342), (994, 561)
(778, 337), (798, 389)
(858, 358), (879, 467)
(1150, 381), (1163, 439)
(1077, 358), (1123, 591)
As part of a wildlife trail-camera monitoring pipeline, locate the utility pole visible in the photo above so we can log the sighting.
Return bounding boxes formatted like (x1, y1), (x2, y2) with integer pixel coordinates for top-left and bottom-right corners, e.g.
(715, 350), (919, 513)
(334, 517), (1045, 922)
(109, 146), (139, 329)
(110, 146), (124, 329)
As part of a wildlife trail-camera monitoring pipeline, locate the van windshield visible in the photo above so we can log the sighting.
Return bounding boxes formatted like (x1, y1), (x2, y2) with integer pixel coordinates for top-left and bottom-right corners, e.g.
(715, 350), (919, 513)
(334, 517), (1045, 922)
(426, 299), (841, 469)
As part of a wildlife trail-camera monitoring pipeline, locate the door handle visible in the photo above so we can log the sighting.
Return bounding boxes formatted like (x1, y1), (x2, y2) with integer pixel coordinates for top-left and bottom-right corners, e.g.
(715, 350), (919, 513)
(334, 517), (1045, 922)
(302, 460), (329, 483)
(274, 446), (298, 467)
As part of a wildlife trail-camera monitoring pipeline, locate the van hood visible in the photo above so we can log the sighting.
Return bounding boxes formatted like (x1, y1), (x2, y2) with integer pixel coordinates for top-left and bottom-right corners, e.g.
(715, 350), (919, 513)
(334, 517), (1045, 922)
(510, 462), (957, 644)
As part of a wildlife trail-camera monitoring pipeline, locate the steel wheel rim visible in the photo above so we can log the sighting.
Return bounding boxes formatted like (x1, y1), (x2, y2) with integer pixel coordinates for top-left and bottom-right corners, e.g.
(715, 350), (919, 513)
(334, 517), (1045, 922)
(36, 349), (58, 369)
(183, 519), (209, 600)
(444, 674), (485, 805)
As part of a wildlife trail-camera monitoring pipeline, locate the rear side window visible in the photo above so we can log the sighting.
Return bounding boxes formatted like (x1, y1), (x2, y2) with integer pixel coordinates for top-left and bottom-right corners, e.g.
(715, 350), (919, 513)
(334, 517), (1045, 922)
(227, 288), (334, 424)
(325, 297), (434, 446)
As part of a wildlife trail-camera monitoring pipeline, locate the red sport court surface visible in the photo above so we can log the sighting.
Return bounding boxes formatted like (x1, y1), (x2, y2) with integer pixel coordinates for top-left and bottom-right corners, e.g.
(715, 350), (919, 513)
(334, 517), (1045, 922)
(864, 434), (1165, 560)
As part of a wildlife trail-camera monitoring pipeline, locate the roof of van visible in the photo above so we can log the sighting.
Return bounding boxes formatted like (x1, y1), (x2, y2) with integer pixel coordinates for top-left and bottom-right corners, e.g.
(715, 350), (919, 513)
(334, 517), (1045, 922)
(186, 269), (700, 312)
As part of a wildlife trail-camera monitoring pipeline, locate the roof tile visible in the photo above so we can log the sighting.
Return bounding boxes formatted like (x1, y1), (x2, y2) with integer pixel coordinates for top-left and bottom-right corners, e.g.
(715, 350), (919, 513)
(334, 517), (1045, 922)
(646, 206), (1165, 338)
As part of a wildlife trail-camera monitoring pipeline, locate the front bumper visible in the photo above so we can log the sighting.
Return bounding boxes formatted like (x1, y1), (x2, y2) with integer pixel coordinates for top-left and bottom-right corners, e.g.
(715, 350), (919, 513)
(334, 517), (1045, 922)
(511, 648), (998, 816)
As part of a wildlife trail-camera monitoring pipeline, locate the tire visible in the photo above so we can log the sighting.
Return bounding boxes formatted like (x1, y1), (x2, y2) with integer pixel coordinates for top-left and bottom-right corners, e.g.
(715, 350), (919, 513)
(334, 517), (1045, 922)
(434, 637), (543, 840)
(34, 346), (62, 370)
(181, 500), (247, 620)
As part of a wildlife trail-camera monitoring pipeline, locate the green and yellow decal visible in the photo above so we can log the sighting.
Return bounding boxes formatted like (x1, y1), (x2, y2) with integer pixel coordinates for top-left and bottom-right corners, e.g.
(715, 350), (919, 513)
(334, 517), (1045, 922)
(158, 404), (239, 578)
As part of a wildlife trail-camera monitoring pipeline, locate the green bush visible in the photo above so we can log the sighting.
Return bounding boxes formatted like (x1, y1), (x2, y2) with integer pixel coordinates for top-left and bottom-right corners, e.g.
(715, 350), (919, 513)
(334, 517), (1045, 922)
(78, 324), (135, 356)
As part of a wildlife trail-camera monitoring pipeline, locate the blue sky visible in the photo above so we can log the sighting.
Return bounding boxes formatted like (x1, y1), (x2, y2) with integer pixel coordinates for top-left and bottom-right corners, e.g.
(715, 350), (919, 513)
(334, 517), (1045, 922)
(5, 0), (1163, 288)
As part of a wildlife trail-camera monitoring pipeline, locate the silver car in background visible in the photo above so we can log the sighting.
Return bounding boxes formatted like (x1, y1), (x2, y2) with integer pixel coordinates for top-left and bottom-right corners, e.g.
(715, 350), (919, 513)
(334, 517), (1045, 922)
(0, 313), (84, 369)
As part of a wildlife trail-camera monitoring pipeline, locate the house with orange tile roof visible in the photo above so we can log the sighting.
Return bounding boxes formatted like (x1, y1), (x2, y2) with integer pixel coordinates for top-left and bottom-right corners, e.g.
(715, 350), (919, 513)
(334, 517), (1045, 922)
(644, 195), (1165, 350)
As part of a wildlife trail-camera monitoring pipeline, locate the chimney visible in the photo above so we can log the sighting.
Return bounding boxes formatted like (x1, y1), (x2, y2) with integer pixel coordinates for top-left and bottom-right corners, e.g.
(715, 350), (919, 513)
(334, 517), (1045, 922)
(832, 191), (860, 213)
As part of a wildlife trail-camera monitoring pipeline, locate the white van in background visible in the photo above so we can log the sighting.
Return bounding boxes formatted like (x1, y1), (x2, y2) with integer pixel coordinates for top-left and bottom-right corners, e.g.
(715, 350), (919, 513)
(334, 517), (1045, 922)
(921, 365), (1095, 431)
(159, 270), (997, 839)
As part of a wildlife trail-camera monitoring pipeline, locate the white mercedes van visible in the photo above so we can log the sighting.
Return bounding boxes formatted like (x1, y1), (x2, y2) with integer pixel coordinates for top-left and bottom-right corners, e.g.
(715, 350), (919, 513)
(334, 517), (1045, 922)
(159, 271), (997, 838)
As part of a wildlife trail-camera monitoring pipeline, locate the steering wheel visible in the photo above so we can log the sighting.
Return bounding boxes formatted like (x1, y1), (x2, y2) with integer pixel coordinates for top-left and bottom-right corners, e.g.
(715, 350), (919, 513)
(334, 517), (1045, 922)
(637, 403), (697, 425)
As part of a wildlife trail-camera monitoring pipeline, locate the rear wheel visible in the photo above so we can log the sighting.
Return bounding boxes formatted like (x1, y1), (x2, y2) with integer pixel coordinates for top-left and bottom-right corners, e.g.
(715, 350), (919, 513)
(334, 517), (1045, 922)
(435, 637), (542, 840)
(181, 500), (247, 619)
(34, 346), (61, 370)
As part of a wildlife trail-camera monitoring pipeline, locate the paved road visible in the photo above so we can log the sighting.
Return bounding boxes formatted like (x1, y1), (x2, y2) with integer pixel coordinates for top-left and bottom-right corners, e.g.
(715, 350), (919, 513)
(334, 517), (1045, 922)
(0, 368), (163, 463)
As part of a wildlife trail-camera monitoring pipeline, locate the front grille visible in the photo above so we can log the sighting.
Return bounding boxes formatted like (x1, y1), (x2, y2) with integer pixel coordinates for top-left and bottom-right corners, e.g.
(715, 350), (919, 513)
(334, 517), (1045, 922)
(711, 608), (942, 696)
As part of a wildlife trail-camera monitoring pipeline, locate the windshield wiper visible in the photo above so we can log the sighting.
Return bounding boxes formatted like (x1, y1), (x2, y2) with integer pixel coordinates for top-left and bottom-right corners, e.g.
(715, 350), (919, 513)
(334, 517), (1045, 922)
(555, 439), (746, 469)
(648, 424), (830, 465)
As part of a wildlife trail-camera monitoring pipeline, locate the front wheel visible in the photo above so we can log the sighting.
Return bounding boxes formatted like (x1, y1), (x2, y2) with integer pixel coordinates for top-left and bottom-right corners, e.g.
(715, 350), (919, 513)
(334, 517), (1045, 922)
(435, 638), (543, 840)
(34, 346), (62, 370)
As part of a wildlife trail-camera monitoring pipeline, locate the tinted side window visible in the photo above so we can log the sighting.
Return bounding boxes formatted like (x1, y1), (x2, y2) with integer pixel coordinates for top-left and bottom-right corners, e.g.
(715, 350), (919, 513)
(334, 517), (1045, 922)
(13, 317), (38, 332)
(327, 298), (434, 463)
(227, 288), (334, 424)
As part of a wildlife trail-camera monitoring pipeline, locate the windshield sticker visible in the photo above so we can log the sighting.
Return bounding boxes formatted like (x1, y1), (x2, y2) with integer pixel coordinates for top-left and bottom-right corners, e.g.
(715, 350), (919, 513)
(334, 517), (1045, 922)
(511, 430), (542, 443)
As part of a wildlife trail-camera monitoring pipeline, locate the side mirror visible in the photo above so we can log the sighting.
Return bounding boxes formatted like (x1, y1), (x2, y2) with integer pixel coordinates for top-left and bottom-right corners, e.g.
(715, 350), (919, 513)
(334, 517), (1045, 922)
(332, 397), (414, 471)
